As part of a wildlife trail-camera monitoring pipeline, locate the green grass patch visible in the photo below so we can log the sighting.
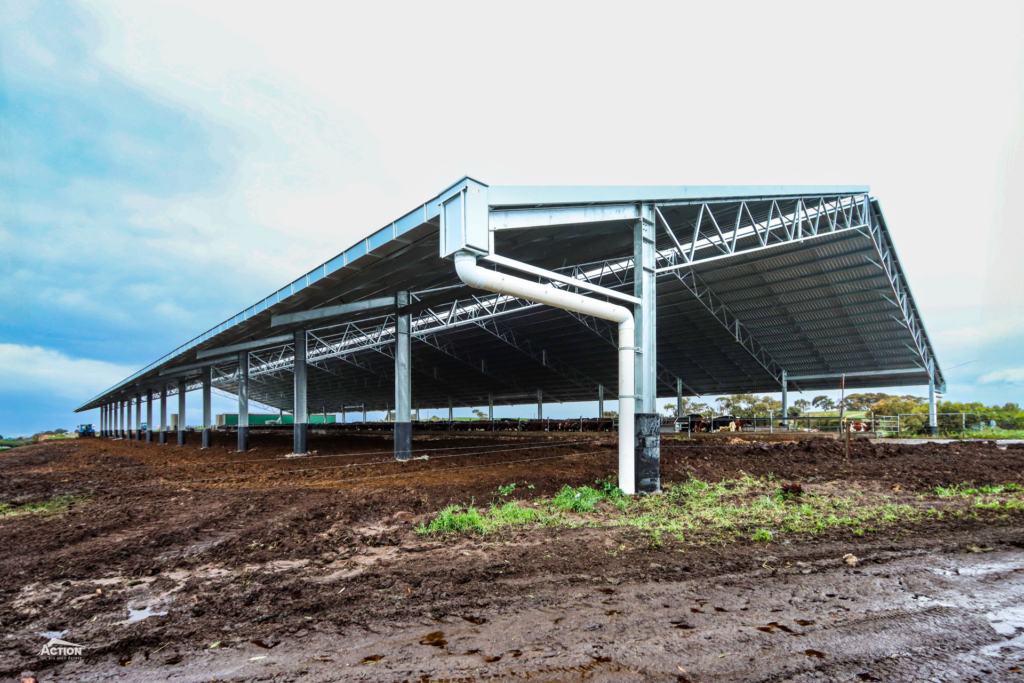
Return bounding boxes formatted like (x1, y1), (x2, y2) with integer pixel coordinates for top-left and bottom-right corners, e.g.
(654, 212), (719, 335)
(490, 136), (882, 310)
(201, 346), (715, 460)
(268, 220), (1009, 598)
(418, 475), (1024, 544)
(0, 494), (83, 518)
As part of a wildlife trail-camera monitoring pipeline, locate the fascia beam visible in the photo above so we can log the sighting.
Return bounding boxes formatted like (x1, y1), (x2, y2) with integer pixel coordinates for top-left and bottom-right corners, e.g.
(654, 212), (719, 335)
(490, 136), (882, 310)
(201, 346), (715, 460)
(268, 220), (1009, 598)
(489, 204), (640, 230)
(271, 296), (396, 327)
(785, 368), (924, 382)
(196, 334), (293, 360)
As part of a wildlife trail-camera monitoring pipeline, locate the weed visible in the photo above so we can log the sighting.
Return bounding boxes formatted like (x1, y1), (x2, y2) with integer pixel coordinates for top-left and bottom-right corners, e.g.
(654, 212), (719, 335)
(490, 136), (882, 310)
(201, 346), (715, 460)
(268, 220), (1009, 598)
(0, 494), (83, 518)
(752, 528), (773, 542)
(495, 483), (516, 496)
(552, 485), (604, 513)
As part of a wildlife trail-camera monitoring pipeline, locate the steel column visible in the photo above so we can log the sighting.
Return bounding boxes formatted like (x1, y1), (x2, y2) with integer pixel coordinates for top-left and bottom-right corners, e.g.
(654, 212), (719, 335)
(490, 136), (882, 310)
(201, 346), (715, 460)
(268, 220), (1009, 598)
(488, 393), (493, 420)
(293, 329), (308, 454)
(177, 380), (187, 445)
(928, 359), (938, 436)
(119, 400), (124, 438)
(634, 204), (657, 412)
(127, 396), (133, 440)
(448, 397), (453, 422)
(238, 351), (249, 452)
(781, 369), (788, 429)
(634, 204), (659, 492)
(136, 393), (143, 440)
(598, 384), (604, 417)
(146, 389), (153, 442)
(159, 383), (167, 444)
(201, 366), (212, 448)
(676, 378), (683, 418)
(394, 291), (412, 460)
(537, 389), (543, 419)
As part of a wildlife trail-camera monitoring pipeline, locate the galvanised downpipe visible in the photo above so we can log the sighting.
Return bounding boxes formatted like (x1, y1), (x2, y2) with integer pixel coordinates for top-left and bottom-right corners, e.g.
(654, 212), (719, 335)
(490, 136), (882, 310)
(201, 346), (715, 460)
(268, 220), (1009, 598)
(454, 251), (637, 495)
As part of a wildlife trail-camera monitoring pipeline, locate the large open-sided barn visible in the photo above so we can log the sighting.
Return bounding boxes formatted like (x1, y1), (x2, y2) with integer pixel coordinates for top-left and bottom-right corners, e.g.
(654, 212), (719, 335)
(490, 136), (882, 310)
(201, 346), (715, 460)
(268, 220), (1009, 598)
(76, 179), (944, 494)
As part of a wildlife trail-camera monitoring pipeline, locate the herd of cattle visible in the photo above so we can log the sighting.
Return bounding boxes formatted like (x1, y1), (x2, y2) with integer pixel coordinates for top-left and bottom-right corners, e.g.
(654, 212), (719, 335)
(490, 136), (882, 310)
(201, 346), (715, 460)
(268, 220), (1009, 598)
(234, 416), (875, 434)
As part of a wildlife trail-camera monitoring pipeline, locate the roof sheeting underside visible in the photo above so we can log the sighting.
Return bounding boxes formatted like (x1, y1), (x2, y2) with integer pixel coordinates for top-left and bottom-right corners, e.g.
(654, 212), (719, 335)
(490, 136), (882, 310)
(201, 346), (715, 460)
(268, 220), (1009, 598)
(79, 189), (938, 412)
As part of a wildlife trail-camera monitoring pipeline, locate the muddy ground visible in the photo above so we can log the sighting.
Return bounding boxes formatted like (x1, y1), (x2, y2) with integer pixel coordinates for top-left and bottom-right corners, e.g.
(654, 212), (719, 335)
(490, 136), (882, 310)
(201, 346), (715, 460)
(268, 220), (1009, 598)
(1, 432), (1023, 681)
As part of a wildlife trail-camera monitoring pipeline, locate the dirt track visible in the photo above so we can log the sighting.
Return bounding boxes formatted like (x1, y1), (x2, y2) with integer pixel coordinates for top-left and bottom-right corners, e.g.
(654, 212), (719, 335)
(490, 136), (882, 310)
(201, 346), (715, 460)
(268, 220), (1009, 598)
(1, 433), (1023, 681)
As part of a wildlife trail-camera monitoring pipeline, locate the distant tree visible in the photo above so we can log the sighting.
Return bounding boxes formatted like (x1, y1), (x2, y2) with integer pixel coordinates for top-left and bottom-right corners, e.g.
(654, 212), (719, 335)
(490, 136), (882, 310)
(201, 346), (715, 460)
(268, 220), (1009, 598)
(789, 399), (811, 417)
(472, 409), (487, 419)
(714, 394), (780, 417)
(787, 407), (802, 418)
(603, 410), (618, 418)
(663, 398), (712, 417)
(812, 395), (836, 411)
(54, 428), (68, 435)
(842, 392), (891, 411)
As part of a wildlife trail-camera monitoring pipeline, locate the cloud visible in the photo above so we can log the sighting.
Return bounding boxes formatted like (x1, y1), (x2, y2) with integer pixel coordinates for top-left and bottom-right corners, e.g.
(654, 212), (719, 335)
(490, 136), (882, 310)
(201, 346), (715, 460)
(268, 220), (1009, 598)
(0, 344), (135, 401)
(978, 368), (1024, 385)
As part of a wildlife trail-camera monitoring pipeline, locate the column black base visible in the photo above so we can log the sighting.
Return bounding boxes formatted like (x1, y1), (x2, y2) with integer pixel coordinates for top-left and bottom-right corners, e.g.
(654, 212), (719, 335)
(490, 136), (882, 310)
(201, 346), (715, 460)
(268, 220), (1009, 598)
(634, 412), (661, 494)
(202, 428), (212, 448)
(146, 430), (152, 443)
(135, 430), (141, 441)
(237, 426), (249, 452)
(159, 431), (166, 445)
(293, 423), (308, 455)
(928, 425), (939, 436)
(394, 422), (412, 460)
(178, 431), (186, 446)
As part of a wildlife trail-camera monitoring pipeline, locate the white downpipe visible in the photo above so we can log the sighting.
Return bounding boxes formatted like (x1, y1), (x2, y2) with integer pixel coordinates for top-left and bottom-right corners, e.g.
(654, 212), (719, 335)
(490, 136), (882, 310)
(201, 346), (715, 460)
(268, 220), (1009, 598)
(454, 251), (636, 495)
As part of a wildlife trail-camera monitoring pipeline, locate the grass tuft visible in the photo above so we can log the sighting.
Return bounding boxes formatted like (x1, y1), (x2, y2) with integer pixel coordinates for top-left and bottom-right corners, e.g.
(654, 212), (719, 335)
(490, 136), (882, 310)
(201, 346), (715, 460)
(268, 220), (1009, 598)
(0, 494), (83, 518)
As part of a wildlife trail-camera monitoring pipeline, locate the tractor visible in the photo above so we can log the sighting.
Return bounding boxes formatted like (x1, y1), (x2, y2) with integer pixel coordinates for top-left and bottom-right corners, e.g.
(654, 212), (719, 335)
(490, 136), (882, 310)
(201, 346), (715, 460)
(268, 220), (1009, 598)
(76, 424), (96, 438)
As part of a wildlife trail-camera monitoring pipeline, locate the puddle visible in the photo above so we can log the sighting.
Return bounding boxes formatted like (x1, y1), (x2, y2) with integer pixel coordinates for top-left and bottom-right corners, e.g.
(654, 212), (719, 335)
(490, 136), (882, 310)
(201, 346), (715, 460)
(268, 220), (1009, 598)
(119, 605), (168, 625)
(803, 649), (827, 659)
(419, 631), (447, 648)
(714, 607), (728, 612)
(598, 588), (615, 595)
(39, 630), (68, 639)
(251, 639), (280, 649)
(856, 674), (881, 681)
(461, 615), (487, 625)
(691, 607), (704, 613)
(483, 655), (502, 662)
(670, 620), (693, 630)
(362, 654), (384, 664)
(795, 620), (815, 626)
(508, 649), (523, 657)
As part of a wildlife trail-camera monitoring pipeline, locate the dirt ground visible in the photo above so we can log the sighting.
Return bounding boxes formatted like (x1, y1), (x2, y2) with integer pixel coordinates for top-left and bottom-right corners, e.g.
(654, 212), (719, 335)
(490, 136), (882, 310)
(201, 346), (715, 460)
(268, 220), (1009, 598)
(1, 432), (1023, 681)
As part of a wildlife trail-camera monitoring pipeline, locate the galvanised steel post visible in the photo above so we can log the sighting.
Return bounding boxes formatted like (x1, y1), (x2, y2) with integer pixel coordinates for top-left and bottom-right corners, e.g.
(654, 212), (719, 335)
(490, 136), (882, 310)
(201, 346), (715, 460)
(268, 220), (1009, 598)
(238, 351), (249, 452)
(127, 396), (133, 440)
(488, 394), (493, 420)
(537, 389), (543, 419)
(135, 392), (142, 440)
(100, 404), (105, 437)
(159, 383), (167, 445)
(394, 291), (412, 460)
(293, 329), (308, 454)
(201, 366), (212, 448)
(781, 369), (788, 430)
(598, 384), (604, 418)
(676, 378), (683, 419)
(177, 380), (187, 445)
(928, 358), (938, 436)
(448, 397), (452, 422)
(146, 389), (153, 442)
(633, 204), (659, 493)
(634, 205), (657, 414)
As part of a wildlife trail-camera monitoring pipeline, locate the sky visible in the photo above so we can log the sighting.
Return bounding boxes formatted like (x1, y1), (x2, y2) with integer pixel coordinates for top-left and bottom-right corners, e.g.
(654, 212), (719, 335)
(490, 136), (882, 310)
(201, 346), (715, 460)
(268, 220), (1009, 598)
(1, 0), (1023, 436)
